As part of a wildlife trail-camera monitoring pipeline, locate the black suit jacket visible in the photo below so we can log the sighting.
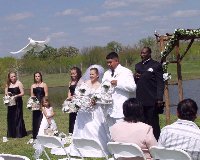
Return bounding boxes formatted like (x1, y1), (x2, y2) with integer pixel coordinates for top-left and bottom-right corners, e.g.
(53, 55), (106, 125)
(135, 59), (164, 106)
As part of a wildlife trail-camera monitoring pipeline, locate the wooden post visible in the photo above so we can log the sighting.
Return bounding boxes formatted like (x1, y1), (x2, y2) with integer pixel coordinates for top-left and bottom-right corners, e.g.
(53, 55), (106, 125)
(175, 41), (183, 101)
(160, 36), (170, 125)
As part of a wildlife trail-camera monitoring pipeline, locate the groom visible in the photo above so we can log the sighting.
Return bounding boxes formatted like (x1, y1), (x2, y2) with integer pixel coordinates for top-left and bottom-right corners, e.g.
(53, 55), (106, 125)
(102, 52), (136, 127)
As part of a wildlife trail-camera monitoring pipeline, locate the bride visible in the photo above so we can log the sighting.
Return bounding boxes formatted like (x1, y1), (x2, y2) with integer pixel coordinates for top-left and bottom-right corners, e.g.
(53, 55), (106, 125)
(52, 65), (110, 157)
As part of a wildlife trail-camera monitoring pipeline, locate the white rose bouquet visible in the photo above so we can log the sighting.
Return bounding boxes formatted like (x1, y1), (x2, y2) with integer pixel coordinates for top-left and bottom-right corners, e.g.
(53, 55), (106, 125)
(27, 97), (40, 111)
(100, 80), (113, 104)
(75, 82), (90, 96)
(62, 99), (80, 113)
(3, 92), (16, 106)
(62, 82), (94, 113)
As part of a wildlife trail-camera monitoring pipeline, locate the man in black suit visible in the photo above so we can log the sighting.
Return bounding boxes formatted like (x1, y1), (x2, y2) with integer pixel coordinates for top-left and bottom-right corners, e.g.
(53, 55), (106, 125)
(134, 47), (164, 140)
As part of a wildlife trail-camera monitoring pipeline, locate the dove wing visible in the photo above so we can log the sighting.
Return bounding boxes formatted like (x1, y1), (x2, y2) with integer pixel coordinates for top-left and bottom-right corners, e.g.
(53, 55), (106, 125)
(34, 40), (46, 44)
(10, 42), (33, 54)
(34, 37), (50, 44)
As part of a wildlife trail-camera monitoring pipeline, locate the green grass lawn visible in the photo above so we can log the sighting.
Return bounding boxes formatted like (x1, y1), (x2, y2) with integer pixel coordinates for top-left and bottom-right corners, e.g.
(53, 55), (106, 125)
(20, 73), (70, 90)
(1, 60), (200, 159)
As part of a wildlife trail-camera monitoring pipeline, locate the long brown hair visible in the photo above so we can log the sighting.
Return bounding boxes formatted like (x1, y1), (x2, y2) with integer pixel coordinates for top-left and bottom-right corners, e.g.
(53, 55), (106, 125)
(6, 71), (17, 87)
(34, 71), (43, 83)
(70, 67), (82, 84)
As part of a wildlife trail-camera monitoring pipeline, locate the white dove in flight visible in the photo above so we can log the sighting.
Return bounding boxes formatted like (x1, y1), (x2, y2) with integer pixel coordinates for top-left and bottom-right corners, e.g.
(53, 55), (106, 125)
(10, 37), (50, 54)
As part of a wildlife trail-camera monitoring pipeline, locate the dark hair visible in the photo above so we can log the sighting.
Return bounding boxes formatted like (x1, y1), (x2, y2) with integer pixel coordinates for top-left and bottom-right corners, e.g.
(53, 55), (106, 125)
(90, 67), (99, 75)
(71, 66), (82, 82)
(123, 98), (144, 123)
(41, 96), (51, 108)
(34, 72), (43, 83)
(143, 47), (152, 54)
(106, 52), (119, 60)
(7, 71), (17, 86)
(177, 98), (198, 121)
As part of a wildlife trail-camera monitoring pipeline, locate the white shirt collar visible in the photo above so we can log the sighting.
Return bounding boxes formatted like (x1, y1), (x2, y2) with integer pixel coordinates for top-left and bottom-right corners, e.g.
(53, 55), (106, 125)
(175, 119), (200, 129)
(142, 58), (151, 64)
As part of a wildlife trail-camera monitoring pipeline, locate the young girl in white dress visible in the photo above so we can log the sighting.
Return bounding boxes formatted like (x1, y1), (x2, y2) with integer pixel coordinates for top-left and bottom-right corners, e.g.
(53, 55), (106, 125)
(38, 97), (57, 135)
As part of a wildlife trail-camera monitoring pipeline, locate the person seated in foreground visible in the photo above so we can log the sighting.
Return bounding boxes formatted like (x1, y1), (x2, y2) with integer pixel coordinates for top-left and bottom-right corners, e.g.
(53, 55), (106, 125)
(110, 98), (157, 160)
(158, 98), (200, 160)
(158, 99), (200, 160)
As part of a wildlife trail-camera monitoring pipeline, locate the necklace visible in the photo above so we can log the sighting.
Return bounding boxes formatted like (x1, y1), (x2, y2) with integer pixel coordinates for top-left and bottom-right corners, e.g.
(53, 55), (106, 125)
(36, 82), (42, 87)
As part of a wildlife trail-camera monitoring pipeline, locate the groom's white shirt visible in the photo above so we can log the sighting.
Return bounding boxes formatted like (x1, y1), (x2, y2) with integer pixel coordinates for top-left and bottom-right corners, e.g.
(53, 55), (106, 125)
(102, 64), (136, 118)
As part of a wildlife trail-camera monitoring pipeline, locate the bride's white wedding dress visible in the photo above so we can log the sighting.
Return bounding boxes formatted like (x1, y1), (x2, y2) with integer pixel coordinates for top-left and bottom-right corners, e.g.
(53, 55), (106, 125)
(51, 85), (110, 157)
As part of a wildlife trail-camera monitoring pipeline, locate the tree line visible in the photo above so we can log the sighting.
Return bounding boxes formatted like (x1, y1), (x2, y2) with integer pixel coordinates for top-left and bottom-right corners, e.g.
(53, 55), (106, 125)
(0, 36), (199, 93)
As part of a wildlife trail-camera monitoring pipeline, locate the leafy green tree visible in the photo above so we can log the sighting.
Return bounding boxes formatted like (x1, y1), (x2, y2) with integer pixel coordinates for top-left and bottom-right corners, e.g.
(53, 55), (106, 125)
(22, 46), (57, 59)
(57, 46), (79, 58)
(106, 41), (123, 53)
(137, 36), (160, 60)
(0, 57), (17, 93)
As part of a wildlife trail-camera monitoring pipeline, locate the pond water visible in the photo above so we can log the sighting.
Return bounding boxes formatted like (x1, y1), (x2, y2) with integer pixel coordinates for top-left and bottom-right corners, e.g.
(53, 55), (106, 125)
(168, 79), (200, 114)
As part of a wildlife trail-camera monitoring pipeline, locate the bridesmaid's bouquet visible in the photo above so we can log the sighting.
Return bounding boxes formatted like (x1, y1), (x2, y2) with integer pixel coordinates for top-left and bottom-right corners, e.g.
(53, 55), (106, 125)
(3, 93), (16, 106)
(27, 97), (40, 111)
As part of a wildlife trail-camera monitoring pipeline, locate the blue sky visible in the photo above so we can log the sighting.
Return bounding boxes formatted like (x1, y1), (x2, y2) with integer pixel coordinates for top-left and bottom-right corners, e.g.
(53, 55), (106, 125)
(0, 0), (200, 57)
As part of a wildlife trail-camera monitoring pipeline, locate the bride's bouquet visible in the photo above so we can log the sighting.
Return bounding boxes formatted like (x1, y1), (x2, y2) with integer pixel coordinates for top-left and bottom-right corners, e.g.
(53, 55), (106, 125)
(27, 97), (40, 111)
(62, 99), (80, 113)
(75, 82), (90, 96)
(62, 82), (94, 113)
(3, 93), (16, 106)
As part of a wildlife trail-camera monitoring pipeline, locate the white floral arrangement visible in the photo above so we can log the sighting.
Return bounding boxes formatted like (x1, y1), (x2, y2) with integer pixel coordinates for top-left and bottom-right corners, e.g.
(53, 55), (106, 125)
(27, 97), (40, 111)
(3, 93), (16, 106)
(100, 80), (113, 104)
(62, 83), (93, 113)
(163, 73), (172, 81)
(62, 96), (93, 113)
(62, 99), (80, 113)
(91, 92), (102, 102)
(73, 95), (94, 112)
(75, 82), (90, 96)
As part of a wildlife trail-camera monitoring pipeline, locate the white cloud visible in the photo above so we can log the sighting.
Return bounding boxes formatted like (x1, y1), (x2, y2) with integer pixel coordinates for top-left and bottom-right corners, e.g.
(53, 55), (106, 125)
(172, 10), (200, 18)
(102, 11), (123, 18)
(80, 10), (142, 22)
(16, 24), (26, 29)
(84, 26), (113, 35)
(143, 15), (164, 22)
(6, 12), (33, 21)
(140, 0), (180, 8)
(103, 0), (180, 9)
(49, 32), (67, 39)
(80, 15), (100, 22)
(40, 27), (51, 32)
(55, 9), (82, 16)
(103, 0), (128, 9)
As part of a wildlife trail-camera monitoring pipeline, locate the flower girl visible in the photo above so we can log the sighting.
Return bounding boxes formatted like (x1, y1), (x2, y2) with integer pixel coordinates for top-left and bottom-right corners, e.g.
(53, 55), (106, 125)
(38, 97), (57, 136)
